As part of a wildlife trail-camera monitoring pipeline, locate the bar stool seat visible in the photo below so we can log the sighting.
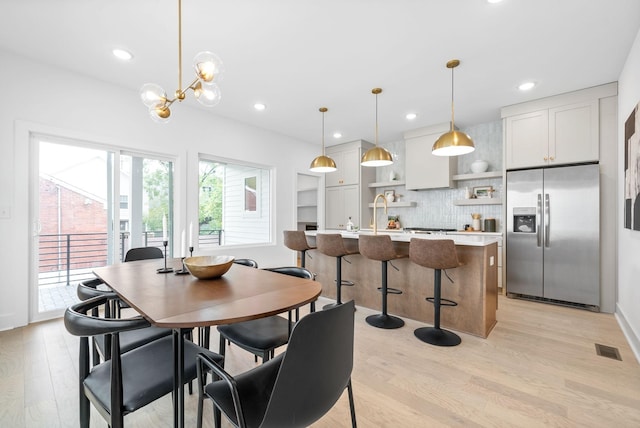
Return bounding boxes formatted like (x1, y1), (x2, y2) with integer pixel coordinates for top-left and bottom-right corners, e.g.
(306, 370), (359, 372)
(283, 230), (316, 268)
(358, 234), (406, 329)
(409, 238), (462, 346)
(316, 233), (358, 310)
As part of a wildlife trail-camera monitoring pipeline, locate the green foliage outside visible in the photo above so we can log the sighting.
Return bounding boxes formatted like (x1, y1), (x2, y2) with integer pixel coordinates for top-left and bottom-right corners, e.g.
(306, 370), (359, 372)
(198, 161), (223, 231)
(141, 159), (223, 236)
(142, 159), (172, 232)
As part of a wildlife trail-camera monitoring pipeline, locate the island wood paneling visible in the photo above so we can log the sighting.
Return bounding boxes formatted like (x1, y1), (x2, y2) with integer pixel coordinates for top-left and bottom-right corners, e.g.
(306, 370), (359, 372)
(306, 236), (498, 338)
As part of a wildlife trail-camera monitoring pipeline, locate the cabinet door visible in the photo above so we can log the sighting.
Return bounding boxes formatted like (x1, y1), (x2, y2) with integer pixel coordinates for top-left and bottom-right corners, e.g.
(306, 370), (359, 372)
(325, 185), (359, 229)
(405, 133), (456, 189)
(549, 100), (599, 165)
(505, 110), (549, 169)
(325, 148), (360, 187)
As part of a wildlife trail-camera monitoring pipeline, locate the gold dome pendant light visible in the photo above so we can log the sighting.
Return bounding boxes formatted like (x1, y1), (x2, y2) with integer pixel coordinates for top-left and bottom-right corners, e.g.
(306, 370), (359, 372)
(140, 0), (224, 123)
(432, 59), (475, 156)
(361, 88), (394, 167)
(309, 107), (337, 172)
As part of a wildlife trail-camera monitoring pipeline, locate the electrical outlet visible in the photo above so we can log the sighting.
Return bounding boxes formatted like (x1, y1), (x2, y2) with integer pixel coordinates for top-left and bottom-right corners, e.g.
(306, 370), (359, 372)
(0, 206), (10, 219)
(490, 256), (495, 266)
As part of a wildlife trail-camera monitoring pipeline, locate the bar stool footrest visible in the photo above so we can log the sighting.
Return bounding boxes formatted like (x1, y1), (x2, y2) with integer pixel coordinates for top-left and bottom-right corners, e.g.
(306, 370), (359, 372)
(426, 297), (457, 307)
(376, 287), (402, 295)
(335, 279), (355, 287)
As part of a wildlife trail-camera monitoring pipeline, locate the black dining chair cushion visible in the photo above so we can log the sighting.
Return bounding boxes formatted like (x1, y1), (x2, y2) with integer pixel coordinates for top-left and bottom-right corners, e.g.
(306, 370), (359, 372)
(84, 335), (222, 414)
(216, 266), (315, 363)
(217, 317), (290, 353)
(204, 354), (283, 427)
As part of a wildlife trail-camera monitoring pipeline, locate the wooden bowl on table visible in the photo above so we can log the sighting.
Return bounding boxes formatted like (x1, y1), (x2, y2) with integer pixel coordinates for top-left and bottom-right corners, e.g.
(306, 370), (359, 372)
(183, 255), (235, 279)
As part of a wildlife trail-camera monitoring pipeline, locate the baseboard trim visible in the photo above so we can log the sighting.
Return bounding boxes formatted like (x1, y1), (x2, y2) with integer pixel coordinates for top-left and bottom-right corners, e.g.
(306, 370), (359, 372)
(615, 303), (640, 364)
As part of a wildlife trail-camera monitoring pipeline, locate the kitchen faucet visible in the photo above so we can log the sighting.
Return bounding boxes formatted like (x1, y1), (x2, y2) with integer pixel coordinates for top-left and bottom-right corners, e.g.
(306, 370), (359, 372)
(372, 193), (388, 235)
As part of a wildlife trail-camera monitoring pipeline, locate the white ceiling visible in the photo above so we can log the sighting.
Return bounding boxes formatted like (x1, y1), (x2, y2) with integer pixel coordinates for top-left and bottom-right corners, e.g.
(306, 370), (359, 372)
(1, 0), (639, 146)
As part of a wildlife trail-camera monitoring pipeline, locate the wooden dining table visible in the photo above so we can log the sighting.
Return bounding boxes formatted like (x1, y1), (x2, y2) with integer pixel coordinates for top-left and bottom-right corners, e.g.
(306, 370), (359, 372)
(93, 257), (322, 428)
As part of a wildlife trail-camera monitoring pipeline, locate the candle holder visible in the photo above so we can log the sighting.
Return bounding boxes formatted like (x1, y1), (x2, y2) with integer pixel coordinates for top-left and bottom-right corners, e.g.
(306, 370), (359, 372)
(157, 240), (174, 273)
(175, 257), (190, 275)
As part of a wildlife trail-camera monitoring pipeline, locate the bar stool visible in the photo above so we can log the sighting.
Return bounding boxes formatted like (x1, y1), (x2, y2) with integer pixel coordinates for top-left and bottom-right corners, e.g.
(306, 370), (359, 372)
(358, 234), (405, 329)
(409, 238), (462, 347)
(283, 230), (316, 268)
(316, 233), (358, 310)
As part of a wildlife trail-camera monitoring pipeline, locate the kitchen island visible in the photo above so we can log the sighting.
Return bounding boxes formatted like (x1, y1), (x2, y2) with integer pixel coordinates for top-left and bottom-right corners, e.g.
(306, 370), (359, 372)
(305, 230), (500, 338)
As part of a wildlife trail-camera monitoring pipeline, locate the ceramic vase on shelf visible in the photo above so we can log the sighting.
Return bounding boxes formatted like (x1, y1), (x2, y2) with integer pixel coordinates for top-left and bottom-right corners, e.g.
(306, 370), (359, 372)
(471, 213), (482, 231)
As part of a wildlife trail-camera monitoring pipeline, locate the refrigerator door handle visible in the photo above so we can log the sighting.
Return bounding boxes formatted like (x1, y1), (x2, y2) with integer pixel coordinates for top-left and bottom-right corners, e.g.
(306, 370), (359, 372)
(544, 193), (550, 247)
(536, 194), (542, 247)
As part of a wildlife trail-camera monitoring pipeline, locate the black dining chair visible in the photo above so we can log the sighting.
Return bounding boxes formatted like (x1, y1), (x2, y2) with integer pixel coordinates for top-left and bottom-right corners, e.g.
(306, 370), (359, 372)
(76, 278), (171, 367)
(115, 246), (164, 317)
(197, 300), (357, 428)
(64, 294), (224, 428)
(216, 266), (315, 363)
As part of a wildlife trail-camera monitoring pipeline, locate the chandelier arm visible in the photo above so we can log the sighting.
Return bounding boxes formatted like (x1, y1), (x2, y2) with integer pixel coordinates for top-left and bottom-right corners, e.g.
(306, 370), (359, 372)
(185, 77), (201, 91)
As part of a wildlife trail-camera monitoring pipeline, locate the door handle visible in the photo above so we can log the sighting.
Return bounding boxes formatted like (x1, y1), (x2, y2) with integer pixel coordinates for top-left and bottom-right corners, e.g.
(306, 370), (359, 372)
(544, 194), (550, 247)
(536, 194), (542, 247)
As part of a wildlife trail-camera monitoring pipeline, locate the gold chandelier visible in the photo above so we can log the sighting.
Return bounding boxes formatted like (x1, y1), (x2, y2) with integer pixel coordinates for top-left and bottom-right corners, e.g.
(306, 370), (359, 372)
(140, 0), (224, 123)
(432, 59), (475, 156)
(309, 107), (337, 172)
(361, 88), (394, 167)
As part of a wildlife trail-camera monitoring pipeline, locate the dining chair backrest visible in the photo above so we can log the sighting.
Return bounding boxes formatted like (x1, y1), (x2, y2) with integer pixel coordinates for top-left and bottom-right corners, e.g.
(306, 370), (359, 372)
(259, 300), (355, 427)
(262, 266), (313, 280)
(233, 258), (259, 268)
(124, 246), (163, 262)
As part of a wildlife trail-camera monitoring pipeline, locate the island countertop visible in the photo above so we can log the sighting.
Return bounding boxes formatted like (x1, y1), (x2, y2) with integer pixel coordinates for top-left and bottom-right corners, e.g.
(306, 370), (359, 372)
(305, 229), (501, 247)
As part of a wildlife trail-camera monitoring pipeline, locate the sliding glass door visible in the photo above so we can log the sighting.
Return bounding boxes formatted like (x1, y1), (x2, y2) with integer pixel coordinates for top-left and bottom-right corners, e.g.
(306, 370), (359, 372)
(31, 136), (174, 321)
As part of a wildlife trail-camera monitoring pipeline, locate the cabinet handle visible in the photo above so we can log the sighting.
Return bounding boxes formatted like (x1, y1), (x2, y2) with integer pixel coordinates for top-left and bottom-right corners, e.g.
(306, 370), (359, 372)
(543, 156), (548, 161)
(549, 156), (555, 161)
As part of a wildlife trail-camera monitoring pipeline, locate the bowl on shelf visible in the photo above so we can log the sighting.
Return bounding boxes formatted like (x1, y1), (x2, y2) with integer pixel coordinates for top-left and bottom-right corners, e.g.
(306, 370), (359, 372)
(184, 255), (235, 279)
(470, 159), (489, 173)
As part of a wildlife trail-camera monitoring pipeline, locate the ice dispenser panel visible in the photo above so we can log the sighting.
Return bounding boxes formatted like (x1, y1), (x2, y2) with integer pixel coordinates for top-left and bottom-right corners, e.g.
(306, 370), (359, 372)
(513, 207), (536, 233)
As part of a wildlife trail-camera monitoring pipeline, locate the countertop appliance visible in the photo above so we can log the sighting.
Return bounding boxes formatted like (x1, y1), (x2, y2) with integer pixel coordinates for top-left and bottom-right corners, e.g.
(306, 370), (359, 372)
(506, 163), (599, 310)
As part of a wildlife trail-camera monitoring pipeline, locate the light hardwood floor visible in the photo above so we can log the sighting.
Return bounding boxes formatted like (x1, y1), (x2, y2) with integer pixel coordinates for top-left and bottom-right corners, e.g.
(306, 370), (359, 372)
(1, 295), (639, 427)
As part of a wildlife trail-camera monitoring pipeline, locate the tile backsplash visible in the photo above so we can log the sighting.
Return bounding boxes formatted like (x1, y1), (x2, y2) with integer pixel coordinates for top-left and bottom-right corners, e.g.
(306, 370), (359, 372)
(372, 120), (503, 232)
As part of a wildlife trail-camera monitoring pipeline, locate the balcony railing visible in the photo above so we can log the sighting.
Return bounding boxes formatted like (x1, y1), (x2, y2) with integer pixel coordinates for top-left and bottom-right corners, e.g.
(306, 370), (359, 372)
(38, 229), (223, 287)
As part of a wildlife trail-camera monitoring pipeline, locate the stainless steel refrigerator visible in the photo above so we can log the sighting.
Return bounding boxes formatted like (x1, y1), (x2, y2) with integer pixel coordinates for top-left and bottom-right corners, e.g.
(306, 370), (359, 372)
(506, 163), (600, 309)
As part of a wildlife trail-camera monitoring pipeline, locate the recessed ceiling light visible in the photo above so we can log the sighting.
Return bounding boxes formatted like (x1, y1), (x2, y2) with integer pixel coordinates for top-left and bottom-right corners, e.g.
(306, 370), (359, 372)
(406, 113), (417, 120)
(518, 81), (536, 91)
(112, 48), (133, 61)
(487, 0), (504, 4)
(333, 132), (342, 139)
(254, 103), (266, 111)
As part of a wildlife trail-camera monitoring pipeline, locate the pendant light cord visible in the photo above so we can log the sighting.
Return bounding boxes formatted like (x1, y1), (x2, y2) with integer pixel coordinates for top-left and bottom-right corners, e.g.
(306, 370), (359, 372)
(321, 109), (326, 156)
(375, 91), (379, 146)
(178, 0), (183, 93)
(450, 65), (455, 131)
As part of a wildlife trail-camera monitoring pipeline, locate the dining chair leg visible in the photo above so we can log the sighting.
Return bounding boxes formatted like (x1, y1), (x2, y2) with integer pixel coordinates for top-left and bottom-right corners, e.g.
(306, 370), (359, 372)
(347, 378), (357, 428)
(218, 335), (226, 357)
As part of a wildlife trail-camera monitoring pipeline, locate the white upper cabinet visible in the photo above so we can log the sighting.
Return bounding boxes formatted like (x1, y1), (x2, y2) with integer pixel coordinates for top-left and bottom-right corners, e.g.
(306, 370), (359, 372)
(325, 146), (361, 187)
(404, 123), (457, 190)
(502, 83), (616, 170)
(323, 140), (375, 230)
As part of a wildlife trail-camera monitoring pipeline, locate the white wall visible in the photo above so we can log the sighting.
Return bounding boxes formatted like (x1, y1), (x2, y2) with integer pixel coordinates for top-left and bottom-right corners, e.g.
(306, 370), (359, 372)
(0, 50), (318, 330)
(617, 28), (640, 361)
